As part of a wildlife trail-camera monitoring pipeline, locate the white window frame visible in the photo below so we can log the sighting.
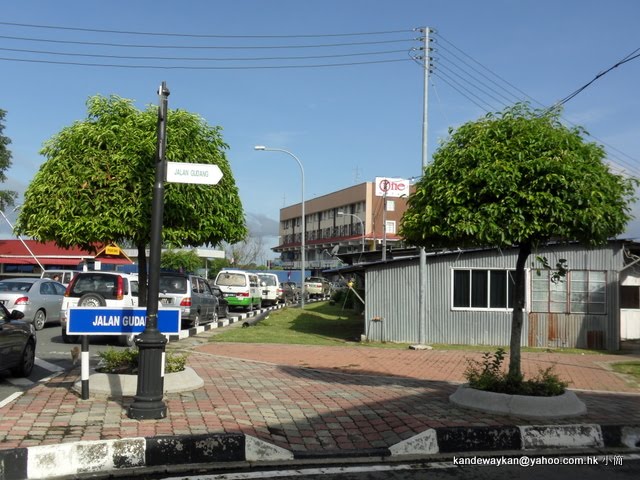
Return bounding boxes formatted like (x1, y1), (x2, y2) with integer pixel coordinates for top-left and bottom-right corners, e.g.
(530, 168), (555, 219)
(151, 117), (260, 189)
(451, 268), (516, 312)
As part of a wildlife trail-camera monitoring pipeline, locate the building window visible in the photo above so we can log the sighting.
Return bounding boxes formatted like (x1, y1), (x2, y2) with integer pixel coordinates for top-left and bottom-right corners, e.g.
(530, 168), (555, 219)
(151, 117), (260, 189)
(452, 269), (515, 310)
(621, 286), (640, 309)
(385, 220), (396, 234)
(386, 200), (395, 212)
(531, 270), (606, 314)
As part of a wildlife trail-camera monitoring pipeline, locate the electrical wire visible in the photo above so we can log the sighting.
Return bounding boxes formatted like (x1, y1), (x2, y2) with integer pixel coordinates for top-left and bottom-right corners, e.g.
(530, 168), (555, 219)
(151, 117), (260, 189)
(0, 46), (409, 62)
(0, 55), (412, 70)
(0, 21), (413, 39)
(0, 34), (415, 50)
(418, 33), (640, 178)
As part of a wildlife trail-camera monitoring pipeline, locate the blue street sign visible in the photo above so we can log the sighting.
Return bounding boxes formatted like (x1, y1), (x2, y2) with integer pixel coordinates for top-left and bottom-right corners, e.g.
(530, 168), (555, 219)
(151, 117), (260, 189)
(67, 307), (181, 335)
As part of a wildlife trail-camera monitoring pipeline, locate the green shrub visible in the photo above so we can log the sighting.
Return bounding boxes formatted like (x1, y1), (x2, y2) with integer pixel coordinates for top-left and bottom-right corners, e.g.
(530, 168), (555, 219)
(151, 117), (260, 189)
(464, 348), (568, 397)
(96, 348), (187, 374)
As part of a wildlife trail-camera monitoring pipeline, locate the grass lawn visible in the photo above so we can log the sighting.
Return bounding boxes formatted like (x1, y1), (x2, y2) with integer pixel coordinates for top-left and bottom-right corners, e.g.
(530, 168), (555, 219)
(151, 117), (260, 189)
(611, 361), (640, 385)
(210, 301), (609, 355)
(210, 301), (365, 346)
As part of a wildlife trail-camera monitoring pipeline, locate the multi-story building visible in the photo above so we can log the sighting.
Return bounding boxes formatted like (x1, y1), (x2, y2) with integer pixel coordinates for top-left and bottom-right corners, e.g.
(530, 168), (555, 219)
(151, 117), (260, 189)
(273, 180), (414, 273)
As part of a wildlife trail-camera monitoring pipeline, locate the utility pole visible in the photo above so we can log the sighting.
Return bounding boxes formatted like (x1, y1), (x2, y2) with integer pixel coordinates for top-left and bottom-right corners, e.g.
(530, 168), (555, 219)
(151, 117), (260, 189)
(418, 27), (431, 346)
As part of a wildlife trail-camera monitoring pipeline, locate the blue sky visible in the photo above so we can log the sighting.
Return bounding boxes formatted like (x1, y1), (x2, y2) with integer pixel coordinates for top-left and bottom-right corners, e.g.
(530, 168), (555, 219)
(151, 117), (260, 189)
(2, 1), (640, 261)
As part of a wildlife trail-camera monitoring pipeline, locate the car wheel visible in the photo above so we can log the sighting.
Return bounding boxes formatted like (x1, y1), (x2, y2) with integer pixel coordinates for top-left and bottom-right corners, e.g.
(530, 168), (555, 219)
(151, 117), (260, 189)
(78, 293), (107, 307)
(211, 310), (218, 325)
(118, 334), (135, 348)
(33, 309), (46, 331)
(192, 312), (201, 327)
(220, 304), (228, 318)
(11, 340), (36, 377)
(62, 329), (79, 344)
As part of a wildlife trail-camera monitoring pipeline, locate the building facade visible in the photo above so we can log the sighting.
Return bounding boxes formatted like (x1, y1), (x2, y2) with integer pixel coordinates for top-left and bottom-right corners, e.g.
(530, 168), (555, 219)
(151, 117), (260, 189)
(273, 181), (413, 273)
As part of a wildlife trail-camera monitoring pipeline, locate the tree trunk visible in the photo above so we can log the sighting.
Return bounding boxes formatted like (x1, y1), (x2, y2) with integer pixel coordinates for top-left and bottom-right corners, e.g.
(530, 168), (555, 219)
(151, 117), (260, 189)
(137, 242), (148, 307)
(508, 242), (531, 379)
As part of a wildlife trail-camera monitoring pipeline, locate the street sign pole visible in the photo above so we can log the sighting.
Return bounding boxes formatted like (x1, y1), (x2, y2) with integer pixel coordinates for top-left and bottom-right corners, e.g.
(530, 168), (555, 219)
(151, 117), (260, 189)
(128, 82), (170, 420)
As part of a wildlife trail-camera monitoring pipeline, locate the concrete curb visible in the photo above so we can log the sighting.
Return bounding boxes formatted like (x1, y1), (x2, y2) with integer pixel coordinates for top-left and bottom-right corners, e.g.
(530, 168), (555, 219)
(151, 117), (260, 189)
(71, 366), (204, 397)
(1, 424), (639, 480)
(449, 385), (587, 419)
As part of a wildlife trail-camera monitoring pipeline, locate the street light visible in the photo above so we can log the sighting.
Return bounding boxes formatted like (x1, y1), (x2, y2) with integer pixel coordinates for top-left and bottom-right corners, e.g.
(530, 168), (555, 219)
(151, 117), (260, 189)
(337, 211), (365, 253)
(254, 145), (306, 309)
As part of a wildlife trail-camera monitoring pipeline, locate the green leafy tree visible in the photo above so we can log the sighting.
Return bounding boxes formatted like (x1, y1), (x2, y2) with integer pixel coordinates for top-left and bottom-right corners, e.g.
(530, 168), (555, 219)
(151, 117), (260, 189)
(401, 103), (637, 379)
(0, 109), (17, 210)
(160, 249), (203, 273)
(16, 95), (246, 303)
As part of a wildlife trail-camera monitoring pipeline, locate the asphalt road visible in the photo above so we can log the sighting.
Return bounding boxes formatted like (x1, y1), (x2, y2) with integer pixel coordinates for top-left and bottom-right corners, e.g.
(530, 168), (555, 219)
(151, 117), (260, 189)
(129, 455), (640, 479)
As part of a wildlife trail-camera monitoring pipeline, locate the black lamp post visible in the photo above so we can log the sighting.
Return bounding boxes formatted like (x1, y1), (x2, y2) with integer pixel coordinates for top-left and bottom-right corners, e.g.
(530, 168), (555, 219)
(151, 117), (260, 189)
(128, 82), (170, 420)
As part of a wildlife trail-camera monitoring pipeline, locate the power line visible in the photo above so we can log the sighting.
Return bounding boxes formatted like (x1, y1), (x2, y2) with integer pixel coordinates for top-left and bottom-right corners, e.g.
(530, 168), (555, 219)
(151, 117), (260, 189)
(0, 55), (412, 70)
(0, 46), (409, 62)
(549, 47), (640, 110)
(0, 34), (415, 50)
(0, 21), (413, 39)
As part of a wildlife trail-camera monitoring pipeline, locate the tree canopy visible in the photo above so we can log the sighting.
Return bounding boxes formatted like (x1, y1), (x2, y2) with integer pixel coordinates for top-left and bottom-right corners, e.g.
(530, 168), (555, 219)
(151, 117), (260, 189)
(16, 95), (246, 302)
(401, 103), (637, 378)
(160, 249), (203, 274)
(0, 109), (17, 211)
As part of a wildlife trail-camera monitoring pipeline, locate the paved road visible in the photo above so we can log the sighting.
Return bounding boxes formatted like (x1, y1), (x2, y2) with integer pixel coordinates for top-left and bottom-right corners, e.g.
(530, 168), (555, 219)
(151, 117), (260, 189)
(135, 454), (640, 479)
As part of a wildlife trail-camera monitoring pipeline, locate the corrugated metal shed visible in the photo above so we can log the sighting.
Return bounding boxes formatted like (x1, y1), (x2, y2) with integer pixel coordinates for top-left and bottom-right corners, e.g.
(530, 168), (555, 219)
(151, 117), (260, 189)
(362, 241), (631, 351)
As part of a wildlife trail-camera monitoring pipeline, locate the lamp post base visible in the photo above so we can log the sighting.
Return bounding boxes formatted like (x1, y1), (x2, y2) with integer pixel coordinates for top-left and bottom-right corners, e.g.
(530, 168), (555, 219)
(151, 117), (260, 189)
(127, 329), (167, 420)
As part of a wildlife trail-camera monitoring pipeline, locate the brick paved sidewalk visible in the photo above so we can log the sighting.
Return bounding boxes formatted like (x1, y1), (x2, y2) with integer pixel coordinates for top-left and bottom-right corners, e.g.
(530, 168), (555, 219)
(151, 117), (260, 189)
(201, 342), (640, 393)
(1, 343), (639, 455)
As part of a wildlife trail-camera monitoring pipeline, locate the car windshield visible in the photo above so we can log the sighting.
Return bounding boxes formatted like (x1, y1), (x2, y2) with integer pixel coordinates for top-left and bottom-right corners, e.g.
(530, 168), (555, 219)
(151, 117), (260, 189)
(0, 281), (33, 292)
(258, 275), (277, 286)
(216, 273), (247, 287)
(159, 275), (187, 294)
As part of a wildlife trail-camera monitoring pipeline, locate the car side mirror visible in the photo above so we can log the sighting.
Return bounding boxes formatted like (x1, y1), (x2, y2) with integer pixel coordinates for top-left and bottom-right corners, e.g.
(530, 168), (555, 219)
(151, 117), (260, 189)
(10, 310), (25, 320)
(261, 281), (266, 286)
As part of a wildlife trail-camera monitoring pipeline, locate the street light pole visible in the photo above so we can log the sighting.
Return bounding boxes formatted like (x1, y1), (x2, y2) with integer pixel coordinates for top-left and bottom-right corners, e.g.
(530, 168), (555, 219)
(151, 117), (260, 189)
(128, 82), (170, 420)
(337, 211), (365, 253)
(254, 146), (306, 309)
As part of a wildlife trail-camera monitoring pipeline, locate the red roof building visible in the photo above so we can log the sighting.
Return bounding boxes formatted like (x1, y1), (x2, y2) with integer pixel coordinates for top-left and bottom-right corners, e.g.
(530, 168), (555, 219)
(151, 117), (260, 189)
(0, 240), (132, 278)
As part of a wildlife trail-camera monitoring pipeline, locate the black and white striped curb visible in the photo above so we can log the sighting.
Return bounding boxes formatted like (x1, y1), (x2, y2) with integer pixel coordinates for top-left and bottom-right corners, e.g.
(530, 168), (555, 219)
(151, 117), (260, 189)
(2, 424), (639, 480)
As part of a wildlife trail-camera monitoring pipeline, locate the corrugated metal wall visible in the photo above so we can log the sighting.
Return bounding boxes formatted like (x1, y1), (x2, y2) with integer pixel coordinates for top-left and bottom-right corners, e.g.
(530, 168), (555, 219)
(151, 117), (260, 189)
(364, 243), (623, 351)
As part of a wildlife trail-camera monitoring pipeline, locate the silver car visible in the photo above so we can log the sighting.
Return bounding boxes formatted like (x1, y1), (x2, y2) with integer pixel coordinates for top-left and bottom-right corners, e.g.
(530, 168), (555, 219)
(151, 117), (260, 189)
(159, 273), (218, 328)
(0, 278), (66, 331)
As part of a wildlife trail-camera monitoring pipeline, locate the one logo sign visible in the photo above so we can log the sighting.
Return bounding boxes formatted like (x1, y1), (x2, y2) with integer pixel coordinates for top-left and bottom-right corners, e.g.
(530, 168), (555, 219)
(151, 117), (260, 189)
(166, 162), (223, 185)
(67, 307), (181, 335)
(375, 177), (410, 197)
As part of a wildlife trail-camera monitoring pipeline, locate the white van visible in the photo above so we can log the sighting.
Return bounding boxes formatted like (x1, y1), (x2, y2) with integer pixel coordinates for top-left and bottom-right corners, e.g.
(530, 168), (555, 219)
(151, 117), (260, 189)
(257, 273), (279, 307)
(214, 270), (262, 311)
(41, 269), (80, 286)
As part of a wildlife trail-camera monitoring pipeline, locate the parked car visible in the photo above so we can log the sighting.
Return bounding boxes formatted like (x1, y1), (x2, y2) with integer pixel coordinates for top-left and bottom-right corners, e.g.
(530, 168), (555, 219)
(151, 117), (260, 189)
(213, 270), (262, 311)
(40, 270), (80, 287)
(159, 273), (218, 327)
(210, 284), (229, 318)
(278, 282), (297, 304)
(0, 305), (36, 378)
(0, 278), (67, 330)
(304, 276), (331, 298)
(60, 271), (139, 347)
(257, 273), (279, 307)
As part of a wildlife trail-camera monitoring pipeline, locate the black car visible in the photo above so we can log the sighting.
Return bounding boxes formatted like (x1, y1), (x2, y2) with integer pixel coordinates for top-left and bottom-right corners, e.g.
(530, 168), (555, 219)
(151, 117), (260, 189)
(210, 284), (229, 319)
(0, 304), (36, 378)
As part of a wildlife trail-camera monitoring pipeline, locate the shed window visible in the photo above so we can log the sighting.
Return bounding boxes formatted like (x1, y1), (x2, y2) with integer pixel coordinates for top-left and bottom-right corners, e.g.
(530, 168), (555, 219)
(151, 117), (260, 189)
(452, 269), (515, 310)
(531, 270), (606, 314)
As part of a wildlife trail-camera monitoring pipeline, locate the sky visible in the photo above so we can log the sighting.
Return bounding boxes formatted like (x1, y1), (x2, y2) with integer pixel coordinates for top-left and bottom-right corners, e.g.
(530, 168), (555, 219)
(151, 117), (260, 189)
(1, 0), (640, 262)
